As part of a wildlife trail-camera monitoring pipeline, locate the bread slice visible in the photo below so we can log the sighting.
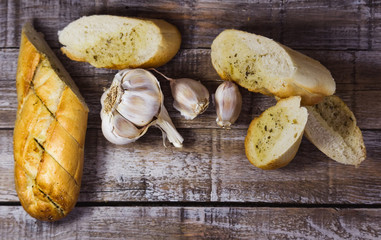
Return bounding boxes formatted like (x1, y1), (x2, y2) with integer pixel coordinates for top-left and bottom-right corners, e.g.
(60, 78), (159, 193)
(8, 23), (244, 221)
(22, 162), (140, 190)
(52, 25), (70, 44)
(245, 96), (308, 170)
(304, 95), (366, 166)
(211, 29), (336, 105)
(58, 15), (181, 69)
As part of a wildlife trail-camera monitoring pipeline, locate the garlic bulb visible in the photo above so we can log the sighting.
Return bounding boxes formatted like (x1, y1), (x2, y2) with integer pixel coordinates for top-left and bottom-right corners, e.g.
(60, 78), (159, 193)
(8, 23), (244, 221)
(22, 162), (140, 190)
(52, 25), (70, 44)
(151, 69), (209, 120)
(100, 69), (184, 148)
(215, 81), (242, 129)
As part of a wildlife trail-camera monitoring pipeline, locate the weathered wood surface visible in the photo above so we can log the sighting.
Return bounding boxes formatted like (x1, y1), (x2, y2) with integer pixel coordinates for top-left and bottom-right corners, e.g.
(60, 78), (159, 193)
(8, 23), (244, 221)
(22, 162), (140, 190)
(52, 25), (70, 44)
(1, 206), (380, 240)
(0, 0), (377, 50)
(1, 0), (381, 238)
(1, 49), (381, 129)
(1, 129), (380, 203)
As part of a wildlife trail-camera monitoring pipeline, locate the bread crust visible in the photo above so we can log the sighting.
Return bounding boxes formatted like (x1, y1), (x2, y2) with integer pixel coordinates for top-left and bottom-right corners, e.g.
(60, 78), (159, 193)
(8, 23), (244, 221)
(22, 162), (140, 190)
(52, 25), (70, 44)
(304, 95), (366, 166)
(58, 15), (181, 69)
(245, 96), (308, 170)
(211, 29), (336, 106)
(245, 116), (304, 170)
(14, 23), (88, 221)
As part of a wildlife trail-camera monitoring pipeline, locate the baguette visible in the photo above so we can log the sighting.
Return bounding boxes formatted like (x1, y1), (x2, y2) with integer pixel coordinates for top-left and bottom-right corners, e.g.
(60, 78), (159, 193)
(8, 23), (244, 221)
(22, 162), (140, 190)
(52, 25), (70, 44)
(58, 15), (181, 69)
(245, 96), (308, 170)
(14, 23), (88, 221)
(304, 95), (366, 166)
(211, 29), (336, 105)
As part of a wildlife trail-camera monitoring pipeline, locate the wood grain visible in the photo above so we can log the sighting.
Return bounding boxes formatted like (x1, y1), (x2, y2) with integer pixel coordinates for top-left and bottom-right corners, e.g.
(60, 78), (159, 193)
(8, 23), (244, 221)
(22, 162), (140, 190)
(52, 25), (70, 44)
(281, 0), (370, 50)
(0, 206), (380, 239)
(1, 129), (380, 203)
(2, 83), (379, 129)
(1, 48), (381, 129)
(0, 0), (374, 50)
(2, 0), (381, 237)
(0, 48), (357, 82)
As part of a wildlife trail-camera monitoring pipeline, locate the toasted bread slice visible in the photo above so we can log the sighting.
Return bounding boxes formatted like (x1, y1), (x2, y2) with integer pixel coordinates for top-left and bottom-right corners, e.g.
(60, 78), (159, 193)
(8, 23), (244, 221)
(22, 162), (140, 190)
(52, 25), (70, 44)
(305, 95), (366, 166)
(211, 29), (336, 105)
(245, 96), (308, 170)
(58, 15), (181, 69)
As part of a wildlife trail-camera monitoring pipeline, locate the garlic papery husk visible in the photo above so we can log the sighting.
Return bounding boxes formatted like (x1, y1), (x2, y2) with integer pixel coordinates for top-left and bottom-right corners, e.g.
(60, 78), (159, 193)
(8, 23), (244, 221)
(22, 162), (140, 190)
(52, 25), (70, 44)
(151, 69), (210, 120)
(100, 68), (184, 147)
(215, 81), (242, 129)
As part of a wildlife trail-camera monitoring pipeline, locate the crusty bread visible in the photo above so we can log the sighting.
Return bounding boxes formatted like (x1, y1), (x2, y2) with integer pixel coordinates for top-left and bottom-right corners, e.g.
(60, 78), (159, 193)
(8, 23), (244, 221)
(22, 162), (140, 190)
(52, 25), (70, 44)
(245, 96), (308, 170)
(211, 29), (336, 105)
(58, 15), (181, 69)
(304, 95), (366, 166)
(14, 23), (88, 221)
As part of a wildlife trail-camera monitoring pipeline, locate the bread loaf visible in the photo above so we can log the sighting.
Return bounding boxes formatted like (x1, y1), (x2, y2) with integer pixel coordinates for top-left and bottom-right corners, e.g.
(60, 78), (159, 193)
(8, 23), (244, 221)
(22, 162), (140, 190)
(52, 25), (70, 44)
(211, 29), (336, 105)
(304, 95), (366, 166)
(14, 23), (88, 221)
(245, 96), (308, 170)
(58, 15), (181, 69)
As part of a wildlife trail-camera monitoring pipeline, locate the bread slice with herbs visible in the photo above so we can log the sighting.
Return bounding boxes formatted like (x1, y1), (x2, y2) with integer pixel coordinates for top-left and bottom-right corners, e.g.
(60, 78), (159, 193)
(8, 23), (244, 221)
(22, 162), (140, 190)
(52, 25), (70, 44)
(245, 96), (308, 170)
(211, 29), (336, 105)
(304, 95), (366, 166)
(58, 15), (181, 69)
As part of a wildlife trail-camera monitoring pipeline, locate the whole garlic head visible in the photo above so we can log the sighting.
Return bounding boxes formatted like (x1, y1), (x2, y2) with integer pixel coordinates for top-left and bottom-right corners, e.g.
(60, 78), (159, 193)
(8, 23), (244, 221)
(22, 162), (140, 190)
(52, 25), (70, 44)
(100, 69), (183, 148)
(215, 81), (242, 129)
(151, 69), (209, 120)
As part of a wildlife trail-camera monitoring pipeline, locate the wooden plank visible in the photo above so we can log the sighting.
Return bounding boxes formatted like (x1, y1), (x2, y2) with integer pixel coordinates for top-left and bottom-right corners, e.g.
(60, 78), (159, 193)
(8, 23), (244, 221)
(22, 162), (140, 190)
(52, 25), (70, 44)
(2, 76), (381, 129)
(1, 0), (373, 50)
(1, 129), (380, 203)
(1, 0), (197, 49)
(2, 48), (380, 129)
(0, 77), (256, 129)
(193, 0), (282, 48)
(282, 0), (370, 50)
(0, 206), (380, 239)
(1, 48), (356, 82)
(371, 2), (380, 50)
(355, 51), (381, 87)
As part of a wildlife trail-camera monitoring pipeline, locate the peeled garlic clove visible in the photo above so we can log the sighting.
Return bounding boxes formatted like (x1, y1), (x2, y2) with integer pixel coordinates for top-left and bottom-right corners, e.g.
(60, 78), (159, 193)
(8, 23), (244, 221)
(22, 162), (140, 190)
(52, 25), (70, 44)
(170, 78), (209, 120)
(100, 68), (183, 147)
(215, 81), (242, 129)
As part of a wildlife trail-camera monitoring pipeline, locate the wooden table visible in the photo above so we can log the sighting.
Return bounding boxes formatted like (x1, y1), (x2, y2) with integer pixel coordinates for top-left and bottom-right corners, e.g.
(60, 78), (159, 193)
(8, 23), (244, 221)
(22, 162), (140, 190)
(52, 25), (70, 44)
(1, 0), (381, 239)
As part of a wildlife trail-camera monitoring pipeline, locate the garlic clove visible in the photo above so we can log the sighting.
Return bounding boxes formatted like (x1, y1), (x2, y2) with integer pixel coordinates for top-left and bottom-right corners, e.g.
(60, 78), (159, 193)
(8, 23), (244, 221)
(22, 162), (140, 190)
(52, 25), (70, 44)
(150, 69), (210, 120)
(112, 112), (143, 139)
(170, 78), (210, 120)
(116, 89), (160, 127)
(215, 81), (242, 129)
(121, 69), (162, 94)
(101, 110), (145, 145)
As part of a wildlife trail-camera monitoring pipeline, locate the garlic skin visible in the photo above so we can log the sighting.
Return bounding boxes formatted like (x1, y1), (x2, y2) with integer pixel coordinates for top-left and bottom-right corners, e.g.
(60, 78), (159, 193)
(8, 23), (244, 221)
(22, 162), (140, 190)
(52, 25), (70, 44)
(100, 69), (183, 147)
(151, 69), (210, 120)
(215, 81), (242, 129)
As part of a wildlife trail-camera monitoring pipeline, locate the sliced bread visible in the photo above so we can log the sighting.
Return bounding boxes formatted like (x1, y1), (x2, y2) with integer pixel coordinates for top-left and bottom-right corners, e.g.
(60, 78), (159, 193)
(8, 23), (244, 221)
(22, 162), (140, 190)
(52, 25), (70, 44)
(211, 29), (336, 105)
(58, 15), (181, 69)
(245, 96), (308, 170)
(304, 95), (366, 166)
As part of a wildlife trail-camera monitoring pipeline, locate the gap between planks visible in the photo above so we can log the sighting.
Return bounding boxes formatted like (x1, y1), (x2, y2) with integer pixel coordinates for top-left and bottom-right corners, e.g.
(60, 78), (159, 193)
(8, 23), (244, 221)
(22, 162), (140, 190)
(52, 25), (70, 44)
(1, 201), (381, 209)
